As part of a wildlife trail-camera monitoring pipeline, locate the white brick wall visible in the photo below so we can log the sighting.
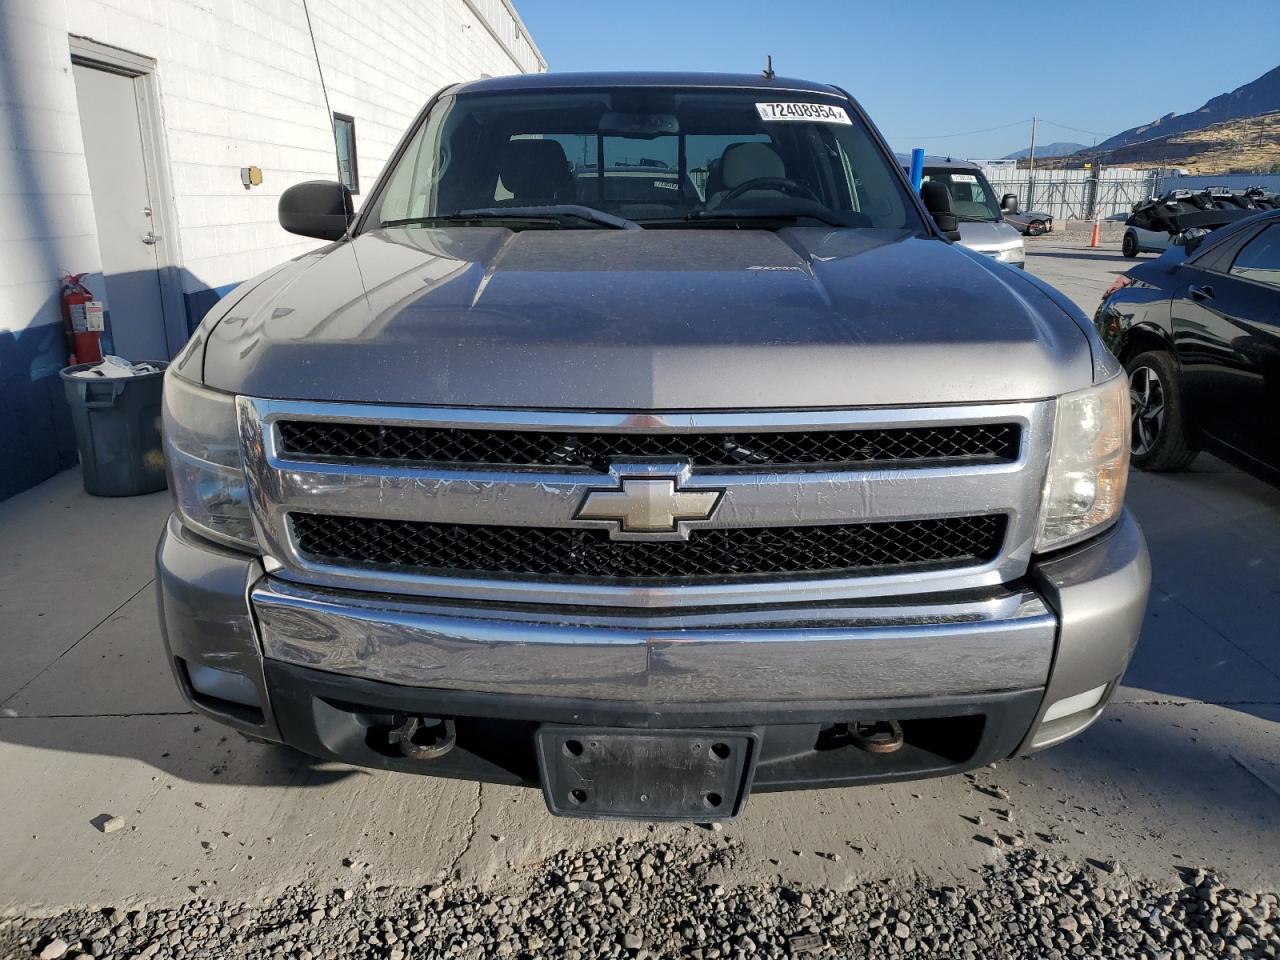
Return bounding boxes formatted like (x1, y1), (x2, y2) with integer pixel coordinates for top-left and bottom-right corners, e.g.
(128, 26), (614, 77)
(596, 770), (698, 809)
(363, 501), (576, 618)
(0, 0), (545, 340)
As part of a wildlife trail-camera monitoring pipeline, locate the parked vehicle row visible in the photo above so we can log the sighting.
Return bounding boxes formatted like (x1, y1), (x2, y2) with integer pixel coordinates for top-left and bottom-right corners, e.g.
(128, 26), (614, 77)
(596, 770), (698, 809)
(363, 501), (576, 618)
(1097, 206), (1280, 483)
(1122, 187), (1280, 258)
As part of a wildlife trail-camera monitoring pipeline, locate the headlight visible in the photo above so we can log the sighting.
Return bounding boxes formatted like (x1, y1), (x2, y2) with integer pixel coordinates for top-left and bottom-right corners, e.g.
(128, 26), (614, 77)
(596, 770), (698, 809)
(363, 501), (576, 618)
(997, 244), (1024, 263)
(1035, 375), (1130, 552)
(163, 372), (257, 550)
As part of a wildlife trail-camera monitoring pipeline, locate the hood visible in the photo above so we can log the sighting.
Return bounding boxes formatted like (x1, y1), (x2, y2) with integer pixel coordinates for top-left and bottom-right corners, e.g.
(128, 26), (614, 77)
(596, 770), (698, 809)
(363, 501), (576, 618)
(200, 226), (1092, 409)
(956, 219), (1022, 250)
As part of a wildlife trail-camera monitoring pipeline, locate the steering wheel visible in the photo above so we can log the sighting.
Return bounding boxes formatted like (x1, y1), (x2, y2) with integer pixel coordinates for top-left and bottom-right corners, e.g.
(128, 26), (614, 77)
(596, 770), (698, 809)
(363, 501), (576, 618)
(719, 176), (821, 205)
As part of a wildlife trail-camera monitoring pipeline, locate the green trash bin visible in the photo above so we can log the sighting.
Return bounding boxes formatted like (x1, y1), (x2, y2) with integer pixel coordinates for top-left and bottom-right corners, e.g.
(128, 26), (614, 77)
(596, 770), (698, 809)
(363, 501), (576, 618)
(60, 361), (169, 497)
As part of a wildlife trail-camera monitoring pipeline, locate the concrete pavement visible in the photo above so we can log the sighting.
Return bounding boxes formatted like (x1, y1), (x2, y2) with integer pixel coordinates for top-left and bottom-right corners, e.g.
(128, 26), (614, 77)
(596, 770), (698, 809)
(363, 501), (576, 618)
(2, 238), (1278, 917)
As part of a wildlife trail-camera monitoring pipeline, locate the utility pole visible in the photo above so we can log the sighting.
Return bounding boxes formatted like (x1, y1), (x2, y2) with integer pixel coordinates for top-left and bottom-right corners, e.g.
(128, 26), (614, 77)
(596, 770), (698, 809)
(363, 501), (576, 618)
(1087, 136), (1098, 220)
(1026, 115), (1037, 212)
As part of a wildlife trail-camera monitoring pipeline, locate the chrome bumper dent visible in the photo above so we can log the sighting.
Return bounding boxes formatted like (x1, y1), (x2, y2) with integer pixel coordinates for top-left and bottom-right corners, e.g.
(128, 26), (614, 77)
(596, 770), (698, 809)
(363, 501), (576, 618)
(251, 581), (1056, 703)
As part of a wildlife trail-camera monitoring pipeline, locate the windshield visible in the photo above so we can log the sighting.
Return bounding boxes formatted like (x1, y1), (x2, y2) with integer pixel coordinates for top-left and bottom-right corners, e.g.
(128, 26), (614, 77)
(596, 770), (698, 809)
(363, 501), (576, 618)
(921, 167), (1002, 222)
(365, 88), (920, 230)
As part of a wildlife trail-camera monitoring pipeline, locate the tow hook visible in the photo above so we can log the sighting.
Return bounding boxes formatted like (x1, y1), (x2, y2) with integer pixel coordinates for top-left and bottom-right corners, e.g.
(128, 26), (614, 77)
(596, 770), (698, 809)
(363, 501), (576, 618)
(852, 720), (904, 754)
(388, 715), (457, 761)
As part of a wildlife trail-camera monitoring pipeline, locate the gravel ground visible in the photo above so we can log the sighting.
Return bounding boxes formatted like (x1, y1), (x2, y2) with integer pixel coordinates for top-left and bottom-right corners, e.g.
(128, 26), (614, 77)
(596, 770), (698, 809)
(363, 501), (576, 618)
(5, 836), (1277, 960)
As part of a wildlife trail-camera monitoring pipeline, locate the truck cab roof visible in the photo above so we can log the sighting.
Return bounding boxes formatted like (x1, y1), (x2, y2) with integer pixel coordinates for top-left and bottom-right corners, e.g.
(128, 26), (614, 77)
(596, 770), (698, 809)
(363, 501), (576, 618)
(894, 154), (983, 172)
(451, 71), (847, 97)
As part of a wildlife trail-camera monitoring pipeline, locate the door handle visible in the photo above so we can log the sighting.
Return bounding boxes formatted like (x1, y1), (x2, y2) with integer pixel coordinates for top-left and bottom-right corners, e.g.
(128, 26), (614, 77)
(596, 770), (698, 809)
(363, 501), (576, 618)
(142, 231), (159, 245)
(1189, 284), (1214, 302)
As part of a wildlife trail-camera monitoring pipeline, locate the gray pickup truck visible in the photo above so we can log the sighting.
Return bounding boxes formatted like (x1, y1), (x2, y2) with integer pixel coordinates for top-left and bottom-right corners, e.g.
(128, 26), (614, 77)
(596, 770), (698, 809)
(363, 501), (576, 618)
(157, 72), (1149, 821)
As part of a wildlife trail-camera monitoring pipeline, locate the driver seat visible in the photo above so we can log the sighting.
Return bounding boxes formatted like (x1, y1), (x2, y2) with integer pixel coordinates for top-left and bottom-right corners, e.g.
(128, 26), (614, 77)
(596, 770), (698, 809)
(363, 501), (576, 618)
(496, 139), (575, 205)
(707, 142), (785, 208)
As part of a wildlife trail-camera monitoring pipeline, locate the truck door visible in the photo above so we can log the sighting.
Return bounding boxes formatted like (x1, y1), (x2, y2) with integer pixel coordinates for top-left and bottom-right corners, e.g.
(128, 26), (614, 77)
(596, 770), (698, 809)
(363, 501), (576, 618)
(1171, 223), (1280, 470)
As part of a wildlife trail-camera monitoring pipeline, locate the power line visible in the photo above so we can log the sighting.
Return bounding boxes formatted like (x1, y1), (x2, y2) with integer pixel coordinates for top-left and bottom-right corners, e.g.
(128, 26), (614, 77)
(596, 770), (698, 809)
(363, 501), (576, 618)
(889, 116), (1112, 143)
(886, 118), (1031, 140)
(1037, 118), (1110, 138)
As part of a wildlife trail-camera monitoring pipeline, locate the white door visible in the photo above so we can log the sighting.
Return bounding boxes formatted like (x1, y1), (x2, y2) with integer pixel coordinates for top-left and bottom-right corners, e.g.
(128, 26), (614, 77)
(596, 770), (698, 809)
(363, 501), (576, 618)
(73, 63), (170, 361)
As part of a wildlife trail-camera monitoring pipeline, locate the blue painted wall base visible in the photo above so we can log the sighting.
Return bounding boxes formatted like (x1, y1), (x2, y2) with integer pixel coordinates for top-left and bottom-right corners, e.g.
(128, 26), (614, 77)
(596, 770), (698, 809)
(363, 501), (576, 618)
(0, 323), (79, 500)
(184, 282), (239, 334)
(0, 280), (238, 502)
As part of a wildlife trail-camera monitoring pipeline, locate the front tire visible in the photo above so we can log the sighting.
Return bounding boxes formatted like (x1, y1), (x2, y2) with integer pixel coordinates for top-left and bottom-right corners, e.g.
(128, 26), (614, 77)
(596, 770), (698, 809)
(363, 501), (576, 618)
(1125, 350), (1197, 471)
(1122, 231), (1139, 258)
(1027, 220), (1046, 237)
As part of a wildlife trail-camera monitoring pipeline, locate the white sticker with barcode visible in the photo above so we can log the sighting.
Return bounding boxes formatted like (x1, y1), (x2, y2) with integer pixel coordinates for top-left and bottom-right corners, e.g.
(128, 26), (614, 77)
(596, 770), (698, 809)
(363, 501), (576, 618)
(755, 102), (851, 124)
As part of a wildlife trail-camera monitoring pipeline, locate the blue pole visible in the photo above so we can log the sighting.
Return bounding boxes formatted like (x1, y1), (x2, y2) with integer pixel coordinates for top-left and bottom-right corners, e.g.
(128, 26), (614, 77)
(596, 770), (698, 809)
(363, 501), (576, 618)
(909, 148), (925, 192)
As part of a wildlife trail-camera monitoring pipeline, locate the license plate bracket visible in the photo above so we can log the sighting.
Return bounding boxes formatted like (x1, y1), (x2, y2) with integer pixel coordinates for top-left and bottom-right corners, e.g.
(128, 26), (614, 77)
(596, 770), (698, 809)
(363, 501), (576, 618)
(536, 727), (758, 821)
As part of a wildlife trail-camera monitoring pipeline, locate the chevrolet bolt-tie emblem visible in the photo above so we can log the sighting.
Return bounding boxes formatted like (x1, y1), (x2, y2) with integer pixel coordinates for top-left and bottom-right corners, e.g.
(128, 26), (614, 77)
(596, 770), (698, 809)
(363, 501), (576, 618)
(575, 472), (722, 539)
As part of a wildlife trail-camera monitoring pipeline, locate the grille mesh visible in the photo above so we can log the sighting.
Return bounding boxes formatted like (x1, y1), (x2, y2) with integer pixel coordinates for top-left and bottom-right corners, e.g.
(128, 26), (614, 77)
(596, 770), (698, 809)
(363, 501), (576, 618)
(277, 420), (1020, 471)
(290, 513), (1006, 582)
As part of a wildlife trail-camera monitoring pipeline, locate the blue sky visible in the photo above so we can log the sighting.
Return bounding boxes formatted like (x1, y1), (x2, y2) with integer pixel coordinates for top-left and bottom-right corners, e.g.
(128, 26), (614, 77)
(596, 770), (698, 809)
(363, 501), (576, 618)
(515, 0), (1279, 160)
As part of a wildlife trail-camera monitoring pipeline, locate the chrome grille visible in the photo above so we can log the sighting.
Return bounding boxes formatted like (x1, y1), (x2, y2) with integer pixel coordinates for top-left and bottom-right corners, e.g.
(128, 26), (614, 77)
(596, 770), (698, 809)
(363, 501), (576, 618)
(238, 399), (1053, 608)
(291, 513), (1006, 582)
(277, 420), (1021, 470)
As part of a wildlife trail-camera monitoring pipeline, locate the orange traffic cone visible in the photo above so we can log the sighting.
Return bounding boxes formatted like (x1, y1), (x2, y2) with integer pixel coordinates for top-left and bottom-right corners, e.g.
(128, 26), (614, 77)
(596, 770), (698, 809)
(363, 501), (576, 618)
(1090, 217), (1101, 248)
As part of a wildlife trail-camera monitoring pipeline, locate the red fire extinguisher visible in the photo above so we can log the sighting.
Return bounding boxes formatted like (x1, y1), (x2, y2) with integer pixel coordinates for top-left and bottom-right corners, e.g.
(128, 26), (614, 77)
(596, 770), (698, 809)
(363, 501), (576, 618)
(61, 273), (104, 365)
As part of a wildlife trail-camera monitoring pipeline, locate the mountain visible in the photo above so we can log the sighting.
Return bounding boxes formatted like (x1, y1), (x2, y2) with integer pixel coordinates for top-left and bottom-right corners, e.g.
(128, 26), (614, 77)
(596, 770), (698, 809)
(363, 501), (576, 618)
(1097, 64), (1280, 151)
(1033, 111), (1280, 174)
(1003, 141), (1086, 160)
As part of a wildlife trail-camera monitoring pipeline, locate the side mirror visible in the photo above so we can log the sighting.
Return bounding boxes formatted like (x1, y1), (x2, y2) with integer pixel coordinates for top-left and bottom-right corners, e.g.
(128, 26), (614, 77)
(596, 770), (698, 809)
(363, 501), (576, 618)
(920, 181), (962, 241)
(1001, 193), (1020, 214)
(279, 180), (354, 240)
(1180, 228), (1209, 256)
(932, 212), (961, 239)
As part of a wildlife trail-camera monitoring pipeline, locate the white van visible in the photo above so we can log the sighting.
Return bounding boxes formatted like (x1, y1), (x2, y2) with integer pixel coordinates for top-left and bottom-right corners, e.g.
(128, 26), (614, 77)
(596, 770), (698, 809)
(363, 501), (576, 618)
(900, 155), (1025, 267)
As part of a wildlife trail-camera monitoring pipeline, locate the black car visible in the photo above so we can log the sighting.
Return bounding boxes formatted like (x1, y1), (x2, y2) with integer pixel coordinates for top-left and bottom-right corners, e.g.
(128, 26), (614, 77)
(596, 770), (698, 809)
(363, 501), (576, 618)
(1003, 206), (1054, 236)
(1096, 207), (1280, 483)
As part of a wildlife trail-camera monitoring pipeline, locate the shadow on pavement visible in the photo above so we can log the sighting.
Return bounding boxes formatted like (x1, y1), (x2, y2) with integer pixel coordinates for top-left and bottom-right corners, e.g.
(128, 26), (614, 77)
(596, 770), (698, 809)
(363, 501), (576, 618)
(0, 710), (362, 789)
(1027, 249), (1135, 264)
(1009, 693), (1280, 885)
(1120, 460), (1280, 723)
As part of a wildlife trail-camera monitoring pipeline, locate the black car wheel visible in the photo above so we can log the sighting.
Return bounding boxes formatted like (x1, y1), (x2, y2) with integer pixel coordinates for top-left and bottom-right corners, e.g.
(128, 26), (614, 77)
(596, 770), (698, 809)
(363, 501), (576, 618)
(1027, 220), (1046, 237)
(1122, 231), (1139, 258)
(1126, 351), (1197, 471)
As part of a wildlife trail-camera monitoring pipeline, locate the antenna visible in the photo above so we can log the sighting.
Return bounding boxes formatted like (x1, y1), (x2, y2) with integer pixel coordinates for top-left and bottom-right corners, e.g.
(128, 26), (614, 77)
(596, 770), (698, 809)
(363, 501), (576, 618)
(299, 0), (370, 306)
(300, 0), (350, 240)
(762, 55), (775, 80)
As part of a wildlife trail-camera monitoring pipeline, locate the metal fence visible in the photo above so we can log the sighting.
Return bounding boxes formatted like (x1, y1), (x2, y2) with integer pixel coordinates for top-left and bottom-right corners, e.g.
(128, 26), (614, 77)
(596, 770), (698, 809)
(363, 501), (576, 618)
(979, 167), (1161, 221)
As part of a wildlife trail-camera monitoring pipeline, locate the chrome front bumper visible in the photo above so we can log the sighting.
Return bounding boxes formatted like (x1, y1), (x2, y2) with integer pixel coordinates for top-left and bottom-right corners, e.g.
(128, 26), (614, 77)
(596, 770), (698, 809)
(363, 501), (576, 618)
(156, 510), (1148, 756)
(250, 578), (1056, 703)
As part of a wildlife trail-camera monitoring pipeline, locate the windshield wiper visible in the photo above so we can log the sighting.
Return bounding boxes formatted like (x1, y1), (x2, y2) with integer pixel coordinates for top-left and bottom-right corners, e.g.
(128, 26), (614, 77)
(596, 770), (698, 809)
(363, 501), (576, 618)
(954, 214), (997, 223)
(461, 205), (642, 229)
(383, 205), (640, 231)
(650, 208), (857, 229)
